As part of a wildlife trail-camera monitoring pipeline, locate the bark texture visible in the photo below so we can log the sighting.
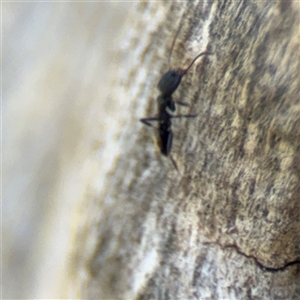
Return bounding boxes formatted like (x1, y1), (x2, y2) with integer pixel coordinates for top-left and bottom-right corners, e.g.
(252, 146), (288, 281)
(5, 1), (298, 299)
(67, 1), (300, 299)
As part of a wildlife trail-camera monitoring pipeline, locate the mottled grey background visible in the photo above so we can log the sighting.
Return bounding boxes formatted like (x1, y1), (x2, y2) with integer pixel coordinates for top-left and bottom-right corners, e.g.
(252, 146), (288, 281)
(3, 2), (131, 298)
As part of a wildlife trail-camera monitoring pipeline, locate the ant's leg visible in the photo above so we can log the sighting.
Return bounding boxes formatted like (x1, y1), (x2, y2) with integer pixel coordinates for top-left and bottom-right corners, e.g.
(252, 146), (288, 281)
(169, 154), (179, 172)
(140, 117), (162, 127)
(170, 113), (198, 119)
(175, 101), (189, 107)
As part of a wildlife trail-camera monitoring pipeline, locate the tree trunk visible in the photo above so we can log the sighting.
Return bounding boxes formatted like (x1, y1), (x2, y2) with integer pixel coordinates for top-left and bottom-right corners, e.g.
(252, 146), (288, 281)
(4, 1), (299, 299)
(67, 1), (300, 299)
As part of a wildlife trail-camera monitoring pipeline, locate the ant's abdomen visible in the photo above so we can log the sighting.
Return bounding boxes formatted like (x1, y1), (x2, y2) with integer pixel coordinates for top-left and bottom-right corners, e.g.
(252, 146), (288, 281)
(157, 70), (182, 97)
(159, 128), (173, 156)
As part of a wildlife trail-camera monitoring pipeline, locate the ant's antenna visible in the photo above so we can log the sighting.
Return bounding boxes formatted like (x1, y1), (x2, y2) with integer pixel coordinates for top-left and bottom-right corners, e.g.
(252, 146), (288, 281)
(167, 22), (183, 70)
(180, 51), (213, 76)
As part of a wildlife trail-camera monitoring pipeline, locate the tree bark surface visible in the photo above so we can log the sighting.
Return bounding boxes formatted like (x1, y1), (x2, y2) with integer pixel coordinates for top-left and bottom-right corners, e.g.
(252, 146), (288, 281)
(4, 1), (299, 299)
(68, 1), (300, 299)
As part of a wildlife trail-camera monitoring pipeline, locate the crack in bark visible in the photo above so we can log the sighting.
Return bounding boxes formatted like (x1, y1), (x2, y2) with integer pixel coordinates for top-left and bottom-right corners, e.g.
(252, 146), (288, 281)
(203, 241), (300, 273)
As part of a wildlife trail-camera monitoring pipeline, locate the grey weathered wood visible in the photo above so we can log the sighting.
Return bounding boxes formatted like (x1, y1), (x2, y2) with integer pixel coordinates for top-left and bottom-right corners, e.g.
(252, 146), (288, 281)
(66, 1), (300, 299)
(4, 1), (299, 299)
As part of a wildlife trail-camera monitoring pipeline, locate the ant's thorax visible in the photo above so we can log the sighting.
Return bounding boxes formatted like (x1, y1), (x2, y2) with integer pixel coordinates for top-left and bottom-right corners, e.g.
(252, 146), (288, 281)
(157, 95), (176, 115)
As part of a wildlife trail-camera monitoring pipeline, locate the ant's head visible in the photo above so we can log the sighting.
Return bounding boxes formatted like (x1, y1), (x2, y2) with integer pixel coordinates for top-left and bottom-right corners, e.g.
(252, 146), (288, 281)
(157, 52), (212, 97)
(157, 70), (184, 97)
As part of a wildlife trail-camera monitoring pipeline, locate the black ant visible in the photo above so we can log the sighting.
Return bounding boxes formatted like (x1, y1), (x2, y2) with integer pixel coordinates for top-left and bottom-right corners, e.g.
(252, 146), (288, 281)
(140, 24), (212, 170)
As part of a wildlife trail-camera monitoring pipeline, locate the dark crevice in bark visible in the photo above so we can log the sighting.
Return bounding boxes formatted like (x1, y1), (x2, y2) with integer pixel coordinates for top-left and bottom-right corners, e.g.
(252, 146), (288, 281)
(203, 241), (300, 273)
